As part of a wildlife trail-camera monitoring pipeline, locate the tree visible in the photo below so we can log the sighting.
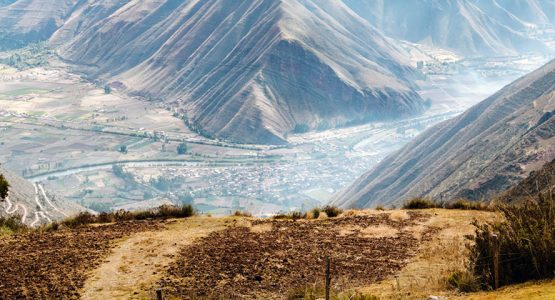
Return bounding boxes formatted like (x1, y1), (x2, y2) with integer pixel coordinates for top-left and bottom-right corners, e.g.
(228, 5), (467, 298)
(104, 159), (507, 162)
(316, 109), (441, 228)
(104, 85), (112, 94)
(177, 142), (188, 155)
(117, 145), (128, 154)
(0, 174), (9, 201)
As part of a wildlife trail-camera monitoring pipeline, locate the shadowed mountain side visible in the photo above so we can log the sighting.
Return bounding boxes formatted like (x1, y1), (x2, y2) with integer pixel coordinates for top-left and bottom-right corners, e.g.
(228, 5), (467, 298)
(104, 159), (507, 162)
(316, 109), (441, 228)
(333, 59), (555, 208)
(0, 0), (77, 50)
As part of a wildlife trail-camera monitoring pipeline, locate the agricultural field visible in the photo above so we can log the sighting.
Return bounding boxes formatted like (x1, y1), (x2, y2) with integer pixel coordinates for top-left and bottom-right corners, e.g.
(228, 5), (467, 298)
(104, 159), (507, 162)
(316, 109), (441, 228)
(2, 208), (549, 299)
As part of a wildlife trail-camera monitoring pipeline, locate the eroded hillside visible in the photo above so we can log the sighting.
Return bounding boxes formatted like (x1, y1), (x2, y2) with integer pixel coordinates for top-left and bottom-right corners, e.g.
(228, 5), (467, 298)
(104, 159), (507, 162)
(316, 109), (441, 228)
(334, 59), (555, 208)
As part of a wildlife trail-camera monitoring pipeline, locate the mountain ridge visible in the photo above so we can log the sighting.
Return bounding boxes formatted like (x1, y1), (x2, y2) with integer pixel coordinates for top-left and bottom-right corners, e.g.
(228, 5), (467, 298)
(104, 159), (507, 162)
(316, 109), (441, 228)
(333, 59), (555, 208)
(51, 0), (426, 144)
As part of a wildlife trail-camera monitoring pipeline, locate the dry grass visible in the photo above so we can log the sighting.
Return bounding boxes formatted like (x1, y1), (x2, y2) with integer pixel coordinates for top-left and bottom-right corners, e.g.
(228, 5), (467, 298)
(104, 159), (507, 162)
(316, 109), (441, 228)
(452, 279), (555, 300)
(389, 210), (410, 221)
(357, 209), (499, 299)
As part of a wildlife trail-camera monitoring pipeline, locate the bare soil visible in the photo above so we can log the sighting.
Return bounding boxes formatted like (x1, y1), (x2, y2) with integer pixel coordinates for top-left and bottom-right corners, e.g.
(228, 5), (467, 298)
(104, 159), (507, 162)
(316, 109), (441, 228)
(160, 212), (438, 299)
(0, 220), (161, 299)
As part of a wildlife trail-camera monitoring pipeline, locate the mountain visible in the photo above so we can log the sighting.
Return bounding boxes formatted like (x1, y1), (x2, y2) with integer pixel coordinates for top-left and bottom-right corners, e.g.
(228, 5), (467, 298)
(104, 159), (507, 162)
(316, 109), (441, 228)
(44, 0), (426, 144)
(344, 0), (552, 57)
(333, 59), (555, 208)
(0, 166), (82, 226)
(0, 0), (77, 50)
(498, 158), (555, 203)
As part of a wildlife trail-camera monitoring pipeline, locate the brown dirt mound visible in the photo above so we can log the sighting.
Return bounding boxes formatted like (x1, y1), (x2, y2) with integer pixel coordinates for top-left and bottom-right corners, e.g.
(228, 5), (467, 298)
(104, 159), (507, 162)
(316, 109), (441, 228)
(0, 221), (162, 299)
(161, 212), (436, 299)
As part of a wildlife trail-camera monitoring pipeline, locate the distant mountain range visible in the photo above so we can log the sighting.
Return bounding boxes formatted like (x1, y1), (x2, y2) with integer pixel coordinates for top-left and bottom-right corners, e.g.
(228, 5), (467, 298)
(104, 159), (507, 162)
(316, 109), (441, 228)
(0, 0), (554, 144)
(333, 59), (555, 208)
(344, 0), (555, 56)
(0, 0), (428, 144)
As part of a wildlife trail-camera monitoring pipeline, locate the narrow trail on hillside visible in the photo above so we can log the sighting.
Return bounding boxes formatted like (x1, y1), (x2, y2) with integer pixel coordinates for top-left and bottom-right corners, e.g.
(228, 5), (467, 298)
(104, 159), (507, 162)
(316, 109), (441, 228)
(80, 217), (230, 300)
(4, 196), (28, 223)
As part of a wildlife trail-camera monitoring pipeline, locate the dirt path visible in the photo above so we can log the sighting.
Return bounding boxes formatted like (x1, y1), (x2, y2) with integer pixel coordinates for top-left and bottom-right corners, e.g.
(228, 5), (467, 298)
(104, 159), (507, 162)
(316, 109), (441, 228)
(80, 216), (229, 299)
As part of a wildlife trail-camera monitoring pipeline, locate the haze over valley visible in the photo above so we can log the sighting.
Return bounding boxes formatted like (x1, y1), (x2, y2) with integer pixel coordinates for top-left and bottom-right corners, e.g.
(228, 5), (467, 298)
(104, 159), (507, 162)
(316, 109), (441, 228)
(2, 1), (555, 299)
(1, 0), (555, 219)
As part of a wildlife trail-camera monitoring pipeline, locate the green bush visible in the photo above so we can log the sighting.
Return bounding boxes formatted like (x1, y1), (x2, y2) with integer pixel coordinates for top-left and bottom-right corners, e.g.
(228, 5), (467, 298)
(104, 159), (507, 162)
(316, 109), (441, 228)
(402, 198), (438, 209)
(468, 193), (555, 289)
(311, 208), (321, 219)
(0, 215), (26, 234)
(323, 205), (342, 218)
(0, 173), (9, 200)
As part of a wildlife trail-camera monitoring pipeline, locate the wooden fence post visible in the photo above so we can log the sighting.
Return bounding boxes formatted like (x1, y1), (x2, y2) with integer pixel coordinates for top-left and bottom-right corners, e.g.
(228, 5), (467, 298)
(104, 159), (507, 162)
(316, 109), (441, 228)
(492, 234), (499, 290)
(325, 257), (331, 300)
(156, 288), (163, 300)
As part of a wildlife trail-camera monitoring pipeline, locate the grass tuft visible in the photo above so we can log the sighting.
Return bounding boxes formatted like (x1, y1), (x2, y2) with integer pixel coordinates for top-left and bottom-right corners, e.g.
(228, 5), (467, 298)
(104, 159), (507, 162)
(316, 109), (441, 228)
(446, 270), (479, 292)
(468, 193), (555, 289)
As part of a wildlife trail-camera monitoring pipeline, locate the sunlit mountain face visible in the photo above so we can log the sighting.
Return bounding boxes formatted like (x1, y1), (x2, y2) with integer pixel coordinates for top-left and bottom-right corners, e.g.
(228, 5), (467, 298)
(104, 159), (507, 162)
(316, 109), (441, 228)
(0, 0), (554, 216)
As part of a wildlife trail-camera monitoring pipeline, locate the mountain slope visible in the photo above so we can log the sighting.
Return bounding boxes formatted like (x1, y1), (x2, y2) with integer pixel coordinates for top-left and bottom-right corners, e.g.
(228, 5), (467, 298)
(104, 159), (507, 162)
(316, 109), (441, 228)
(499, 159), (555, 203)
(333, 59), (555, 208)
(0, 0), (77, 50)
(0, 166), (82, 226)
(344, 0), (551, 57)
(48, 0), (425, 144)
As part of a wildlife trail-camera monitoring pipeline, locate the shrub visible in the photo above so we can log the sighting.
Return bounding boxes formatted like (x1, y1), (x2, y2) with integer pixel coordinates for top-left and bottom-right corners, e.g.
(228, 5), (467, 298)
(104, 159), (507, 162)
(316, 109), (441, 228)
(323, 205), (342, 218)
(0, 173), (9, 200)
(290, 211), (304, 221)
(446, 270), (479, 292)
(62, 212), (95, 227)
(233, 210), (252, 217)
(468, 193), (555, 289)
(273, 211), (306, 221)
(402, 198), (438, 209)
(60, 204), (195, 228)
(445, 199), (489, 211)
(0, 215), (26, 234)
(374, 205), (385, 211)
(311, 208), (321, 219)
(177, 142), (188, 155)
